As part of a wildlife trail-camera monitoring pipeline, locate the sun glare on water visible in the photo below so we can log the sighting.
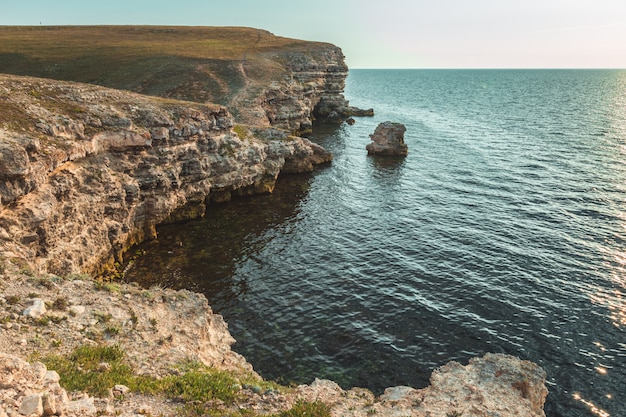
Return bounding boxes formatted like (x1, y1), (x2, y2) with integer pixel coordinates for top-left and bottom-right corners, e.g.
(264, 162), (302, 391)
(573, 393), (611, 417)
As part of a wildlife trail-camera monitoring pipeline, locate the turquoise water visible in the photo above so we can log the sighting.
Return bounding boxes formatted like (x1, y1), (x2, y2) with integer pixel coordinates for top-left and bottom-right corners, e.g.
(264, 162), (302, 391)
(126, 70), (626, 417)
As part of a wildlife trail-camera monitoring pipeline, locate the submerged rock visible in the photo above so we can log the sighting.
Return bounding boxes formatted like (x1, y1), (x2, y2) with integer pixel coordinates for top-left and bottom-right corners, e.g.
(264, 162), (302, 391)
(366, 121), (408, 156)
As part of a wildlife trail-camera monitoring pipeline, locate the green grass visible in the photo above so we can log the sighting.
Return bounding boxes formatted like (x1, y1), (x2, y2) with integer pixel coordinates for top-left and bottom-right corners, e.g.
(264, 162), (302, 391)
(0, 26), (332, 107)
(37, 344), (329, 417)
(275, 400), (331, 417)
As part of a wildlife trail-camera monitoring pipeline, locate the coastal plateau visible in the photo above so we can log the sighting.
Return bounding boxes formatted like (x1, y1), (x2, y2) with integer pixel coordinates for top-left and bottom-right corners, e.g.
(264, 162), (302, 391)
(0, 26), (372, 135)
(0, 26), (546, 416)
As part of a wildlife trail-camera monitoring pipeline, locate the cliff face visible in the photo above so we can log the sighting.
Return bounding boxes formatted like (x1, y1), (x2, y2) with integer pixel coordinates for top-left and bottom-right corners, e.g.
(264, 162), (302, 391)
(255, 48), (373, 134)
(0, 74), (330, 275)
(0, 26), (372, 135)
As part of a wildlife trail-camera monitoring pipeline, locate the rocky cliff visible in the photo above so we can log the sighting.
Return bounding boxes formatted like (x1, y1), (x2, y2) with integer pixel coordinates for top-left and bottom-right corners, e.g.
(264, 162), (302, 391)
(0, 266), (548, 417)
(0, 74), (330, 275)
(0, 27), (547, 417)
(0, 26), (372, 135)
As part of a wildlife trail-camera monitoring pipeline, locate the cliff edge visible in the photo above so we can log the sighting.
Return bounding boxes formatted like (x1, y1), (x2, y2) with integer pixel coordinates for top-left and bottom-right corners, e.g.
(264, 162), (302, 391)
(0, 26), (372, 134)
(0, 74), (330, 275)
(0, 265), (548, 417)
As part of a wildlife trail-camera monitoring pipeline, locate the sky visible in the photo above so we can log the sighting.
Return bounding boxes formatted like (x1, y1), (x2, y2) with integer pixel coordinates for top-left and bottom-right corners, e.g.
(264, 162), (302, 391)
(2, 0), (626, 68)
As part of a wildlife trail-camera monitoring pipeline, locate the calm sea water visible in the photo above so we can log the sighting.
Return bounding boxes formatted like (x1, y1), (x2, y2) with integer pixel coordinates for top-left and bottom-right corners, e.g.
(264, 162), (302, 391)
(125, 69), (626, 417)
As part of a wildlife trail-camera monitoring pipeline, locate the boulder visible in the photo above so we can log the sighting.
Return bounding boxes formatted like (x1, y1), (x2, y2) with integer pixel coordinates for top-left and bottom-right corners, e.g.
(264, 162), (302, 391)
(23, 299), (47, 318)
(366, 121), (408, 156)
(19, 394), (43, 416)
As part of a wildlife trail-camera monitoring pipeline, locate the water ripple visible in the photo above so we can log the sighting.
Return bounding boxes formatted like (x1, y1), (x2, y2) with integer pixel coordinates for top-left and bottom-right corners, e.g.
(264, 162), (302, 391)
(125, 70), (626, 417)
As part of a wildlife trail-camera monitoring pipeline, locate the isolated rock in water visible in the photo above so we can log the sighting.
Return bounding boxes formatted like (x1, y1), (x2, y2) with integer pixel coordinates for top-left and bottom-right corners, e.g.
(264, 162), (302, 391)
(366, 121), (408, 156)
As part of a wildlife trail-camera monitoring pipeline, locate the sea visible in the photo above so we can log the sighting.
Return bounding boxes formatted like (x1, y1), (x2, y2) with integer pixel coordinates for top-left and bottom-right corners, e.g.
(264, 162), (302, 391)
(124, 69), (626, 417)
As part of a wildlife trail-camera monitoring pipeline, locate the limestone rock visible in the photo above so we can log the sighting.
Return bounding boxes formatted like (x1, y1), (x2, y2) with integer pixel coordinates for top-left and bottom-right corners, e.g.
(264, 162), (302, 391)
(65, 397), (96, 415)
(0, 75), (332, 276)
(255, 48), (373, 133)
(366, 121), (408, 156)
(69, 306), (86, 316)
(42, 394), (57, 416)
(293, 353), (547, 417)
(112, 385), (130, 398)
(19, 394), (43, 416)
(22, 299), (46, 318)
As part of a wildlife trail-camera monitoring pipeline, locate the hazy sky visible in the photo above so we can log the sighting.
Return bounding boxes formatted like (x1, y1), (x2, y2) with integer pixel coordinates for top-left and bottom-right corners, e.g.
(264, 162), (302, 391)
(2, 0), (626, 68)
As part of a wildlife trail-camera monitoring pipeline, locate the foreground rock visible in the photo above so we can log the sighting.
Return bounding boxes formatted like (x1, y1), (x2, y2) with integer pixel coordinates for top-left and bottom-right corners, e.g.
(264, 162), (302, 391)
(0, 266), (547, 417)
(0, 74), (331, 275)
(295, 353), (547, 417)
(366, 121), (408, 156)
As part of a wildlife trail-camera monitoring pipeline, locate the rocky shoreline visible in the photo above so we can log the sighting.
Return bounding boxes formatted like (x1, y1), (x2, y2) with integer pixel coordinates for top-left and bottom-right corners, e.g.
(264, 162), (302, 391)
(0, 27), (547, 416)
(0, 74), (332, 276)
(0, 262), (548, 417)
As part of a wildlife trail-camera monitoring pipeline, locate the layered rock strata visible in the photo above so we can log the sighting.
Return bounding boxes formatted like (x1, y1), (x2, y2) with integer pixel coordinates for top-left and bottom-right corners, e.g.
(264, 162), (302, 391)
(0, 74), (331, 275)
(260, 49), (374, 134)
(0, 26), (373, 136)
(366, 121), (408, 156)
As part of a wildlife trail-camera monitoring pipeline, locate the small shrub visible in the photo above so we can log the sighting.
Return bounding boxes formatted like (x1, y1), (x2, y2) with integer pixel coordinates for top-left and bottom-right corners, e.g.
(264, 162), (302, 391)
(129, 310), (138, 327)
(34, 278), (56, 290)
(275, 400), (332, 417)
(94, 280), (121, 293)
(6, 295), (20, 305)
(93, 311), (112, 323)
(64, 273), (91, 281)
(104, 325), (121, 336)
(52, 297), (69, 311)
(232, 124), (250, 140)
(34, 316), (50, 326)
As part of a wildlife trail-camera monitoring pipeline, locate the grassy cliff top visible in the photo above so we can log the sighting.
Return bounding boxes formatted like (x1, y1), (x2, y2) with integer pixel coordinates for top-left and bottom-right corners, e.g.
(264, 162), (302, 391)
(0, 26), (336, 105)
(0, 26), (324, 61)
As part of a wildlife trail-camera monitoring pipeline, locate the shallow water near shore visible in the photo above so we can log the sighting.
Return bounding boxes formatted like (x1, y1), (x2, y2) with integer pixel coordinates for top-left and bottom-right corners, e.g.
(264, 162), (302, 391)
(125, 69), (626, 417)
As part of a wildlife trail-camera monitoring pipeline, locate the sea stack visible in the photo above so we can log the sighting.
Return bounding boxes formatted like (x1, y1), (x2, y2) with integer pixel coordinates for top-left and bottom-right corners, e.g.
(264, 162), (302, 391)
(366, 121), (408, 156)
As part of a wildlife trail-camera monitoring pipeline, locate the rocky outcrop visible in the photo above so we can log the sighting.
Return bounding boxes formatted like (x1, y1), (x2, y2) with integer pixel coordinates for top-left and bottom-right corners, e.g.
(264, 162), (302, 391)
(295, 354), (547, 417)
(0, 264), (548, 417)
(0, 74), (331, 275)
(366, 121), (408, 156)
(261, 49), (374, 133)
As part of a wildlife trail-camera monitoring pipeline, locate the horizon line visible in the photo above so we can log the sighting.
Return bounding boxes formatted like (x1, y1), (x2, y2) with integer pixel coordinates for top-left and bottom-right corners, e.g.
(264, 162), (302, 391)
(349, 67), (626, 71)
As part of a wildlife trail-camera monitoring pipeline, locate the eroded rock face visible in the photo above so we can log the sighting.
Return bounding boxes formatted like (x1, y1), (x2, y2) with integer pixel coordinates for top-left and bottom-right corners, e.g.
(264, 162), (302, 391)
(0, 27), (371, 136)
(0, 75), (331, 275)
(257, 48), (373, 134)
(294, 354), (548, 417)
(366, 121), (408, 156)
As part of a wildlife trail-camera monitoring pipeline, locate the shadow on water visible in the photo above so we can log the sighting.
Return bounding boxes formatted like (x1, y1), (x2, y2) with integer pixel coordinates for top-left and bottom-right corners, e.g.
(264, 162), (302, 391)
(122, 172), (316, 308)
(367, 155), (406, 183)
